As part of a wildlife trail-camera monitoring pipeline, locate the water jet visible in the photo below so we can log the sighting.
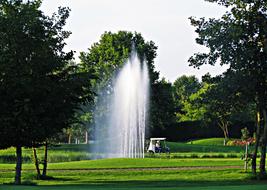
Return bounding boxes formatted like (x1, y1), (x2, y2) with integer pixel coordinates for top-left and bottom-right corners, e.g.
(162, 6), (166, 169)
(93, 49), (149, 158)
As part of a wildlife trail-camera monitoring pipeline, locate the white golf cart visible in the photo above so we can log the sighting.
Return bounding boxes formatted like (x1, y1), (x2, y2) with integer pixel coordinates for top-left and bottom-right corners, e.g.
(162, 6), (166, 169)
(147, 138), (170, 154)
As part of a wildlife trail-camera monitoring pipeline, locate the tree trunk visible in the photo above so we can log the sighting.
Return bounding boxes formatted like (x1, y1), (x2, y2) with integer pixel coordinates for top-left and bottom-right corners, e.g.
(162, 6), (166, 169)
(68, 133), (72, 144)
(42, 141), (48, 177)
(259, 108), (267, 179)
(225, 123), (229, 139)
(14, 145), (22, 185)
(85, 131), (88, 144)
(252, 110), (261, 175)
(32, 148), (41, 179)
(219, 120), (229, 145)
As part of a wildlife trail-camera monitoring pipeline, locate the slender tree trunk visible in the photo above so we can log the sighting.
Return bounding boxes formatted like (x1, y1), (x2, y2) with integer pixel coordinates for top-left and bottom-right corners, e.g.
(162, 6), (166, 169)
(259, 108), (267, 179)
(32, 148), (41, 179)
(219, 120), (229, 145)
(15, 145), (22, 185)
(85, 131), (88, 144)
(42, 141), (48, 177)
(68, 133), (72, 144)
(252, 110), (261, 175)
(225, 122), (229, 139)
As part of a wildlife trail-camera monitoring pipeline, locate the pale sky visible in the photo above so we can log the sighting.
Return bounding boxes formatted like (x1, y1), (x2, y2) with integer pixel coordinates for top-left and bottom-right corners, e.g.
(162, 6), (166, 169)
(41, 0), (228, 82)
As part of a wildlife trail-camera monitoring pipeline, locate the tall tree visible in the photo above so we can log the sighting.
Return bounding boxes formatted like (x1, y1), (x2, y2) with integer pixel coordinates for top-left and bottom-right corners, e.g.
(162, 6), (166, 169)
(173, 75), (202, 122)
(202, 74), (253, 141)
(0, 0), (94, 184)
(80, 31), (166, 137)
(149, 78), (176, 137)
(189, 0), (267, 178)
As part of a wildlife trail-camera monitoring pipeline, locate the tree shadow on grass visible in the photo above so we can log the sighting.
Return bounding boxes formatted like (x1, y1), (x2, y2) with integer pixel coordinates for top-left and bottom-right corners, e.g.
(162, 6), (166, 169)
(3, 178), (267, 190)
(78, 179), (267, 188)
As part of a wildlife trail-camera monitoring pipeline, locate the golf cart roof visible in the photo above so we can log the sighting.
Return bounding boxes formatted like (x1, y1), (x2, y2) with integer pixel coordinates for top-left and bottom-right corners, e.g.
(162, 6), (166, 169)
(150, 138), (166, 141)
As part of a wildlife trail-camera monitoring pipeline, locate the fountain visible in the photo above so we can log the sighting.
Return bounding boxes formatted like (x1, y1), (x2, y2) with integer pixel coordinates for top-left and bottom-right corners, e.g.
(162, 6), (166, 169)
(93, 49), (149, 158)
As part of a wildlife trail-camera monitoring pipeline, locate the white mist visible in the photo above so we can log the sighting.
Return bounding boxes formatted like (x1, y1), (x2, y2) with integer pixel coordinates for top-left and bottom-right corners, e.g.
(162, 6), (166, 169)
(93, 50), (149, 158)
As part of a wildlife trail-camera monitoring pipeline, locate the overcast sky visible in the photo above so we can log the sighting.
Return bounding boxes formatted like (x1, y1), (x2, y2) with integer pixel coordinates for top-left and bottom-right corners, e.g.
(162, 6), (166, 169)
(41, 0), (228, 82)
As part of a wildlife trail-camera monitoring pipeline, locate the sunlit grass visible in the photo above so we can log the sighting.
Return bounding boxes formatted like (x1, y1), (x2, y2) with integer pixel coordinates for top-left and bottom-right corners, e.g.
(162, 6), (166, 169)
(0, 141), (248, 164)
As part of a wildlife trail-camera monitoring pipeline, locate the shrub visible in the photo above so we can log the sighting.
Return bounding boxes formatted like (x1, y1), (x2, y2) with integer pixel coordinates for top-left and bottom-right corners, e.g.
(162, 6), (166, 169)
(227, 138), (255, 146)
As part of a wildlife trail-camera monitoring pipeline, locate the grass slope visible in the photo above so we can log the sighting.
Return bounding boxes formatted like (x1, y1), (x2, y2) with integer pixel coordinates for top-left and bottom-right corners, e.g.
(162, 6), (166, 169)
(186, 138), (225, 146)
(166, 141), (244, 153)
(0, 142), (247, 163)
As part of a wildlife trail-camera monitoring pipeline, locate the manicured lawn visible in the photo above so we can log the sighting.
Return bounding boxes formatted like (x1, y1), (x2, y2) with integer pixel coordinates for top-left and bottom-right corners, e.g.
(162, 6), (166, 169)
(0, 143), (261, 190)
(1, 166), (267, 189)
(0, 142), (248, 163)
(0, 154), (265, 189)
(1, 184), (267, 190)
(0, 158), (244, 170)
(187, 138), (226, 146)
(166, 141), (244, 153)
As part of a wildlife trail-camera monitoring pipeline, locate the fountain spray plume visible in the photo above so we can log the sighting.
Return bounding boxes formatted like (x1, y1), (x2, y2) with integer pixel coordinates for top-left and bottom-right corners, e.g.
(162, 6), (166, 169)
(92, 47), (149, 159)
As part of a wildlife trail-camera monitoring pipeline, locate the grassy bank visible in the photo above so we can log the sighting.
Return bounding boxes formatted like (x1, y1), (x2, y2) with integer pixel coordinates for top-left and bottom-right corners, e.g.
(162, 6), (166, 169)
(166, 141), (244, 153)
(0, 141), (249, 163)
(186, 138), (226, 145)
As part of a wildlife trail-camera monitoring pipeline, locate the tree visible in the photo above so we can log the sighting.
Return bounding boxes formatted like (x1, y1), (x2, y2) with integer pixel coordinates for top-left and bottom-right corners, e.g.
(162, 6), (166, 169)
(173, 75), (202, 122)
(0, 0), (94, 183)
(180, 82), (209, 122)
(80, 31), (165, 137)
(149, 78), (176, 137)
(189, 0), (267, 178)
(201, 74), (253, 142)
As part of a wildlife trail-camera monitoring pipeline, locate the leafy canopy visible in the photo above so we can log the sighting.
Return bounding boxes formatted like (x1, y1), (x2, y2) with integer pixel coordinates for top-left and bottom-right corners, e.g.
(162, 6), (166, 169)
(0, 0), (94, 149)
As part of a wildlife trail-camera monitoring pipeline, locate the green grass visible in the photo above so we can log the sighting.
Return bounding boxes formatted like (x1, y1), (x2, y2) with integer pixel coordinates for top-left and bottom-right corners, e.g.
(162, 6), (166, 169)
(1, 184), (267, 190)
(149, 152), (243, 159)
(0, 145), (93, 164)
(0, 142), (248, 164)
(0, 141), (264, 189)
(0, 158), (244, 170)
(187, 138), (226, 146)
(166, 141), (244, 153)
(0, 156), (265, 189)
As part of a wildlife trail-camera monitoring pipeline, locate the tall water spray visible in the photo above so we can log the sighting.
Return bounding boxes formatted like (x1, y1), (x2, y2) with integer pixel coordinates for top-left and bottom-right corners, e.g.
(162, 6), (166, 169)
(93, 50), (149, 158)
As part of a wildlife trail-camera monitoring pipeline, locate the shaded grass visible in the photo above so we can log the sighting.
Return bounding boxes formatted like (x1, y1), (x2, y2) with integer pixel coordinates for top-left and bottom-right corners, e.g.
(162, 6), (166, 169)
(0, 158), (244, 170)
(2, 184), (267, 190)
(1, 167), (266, 189)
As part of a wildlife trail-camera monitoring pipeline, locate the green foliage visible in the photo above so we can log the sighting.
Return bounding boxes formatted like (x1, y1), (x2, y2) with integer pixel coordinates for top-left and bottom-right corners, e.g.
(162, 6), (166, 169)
(178, 83), (209, 122)
(189, 0), (267, 106)
(0, 0), (95, 149)
(172, 75), (208, 122)
(241, 128), (250, 141)
(0, 0), (95, 184)
(173, 75), (201, 101)
(80, 31), (159, 89)
(80, 31), (175, 136)
(149, 78), (176, 135)
(189, 0), (267, 176)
